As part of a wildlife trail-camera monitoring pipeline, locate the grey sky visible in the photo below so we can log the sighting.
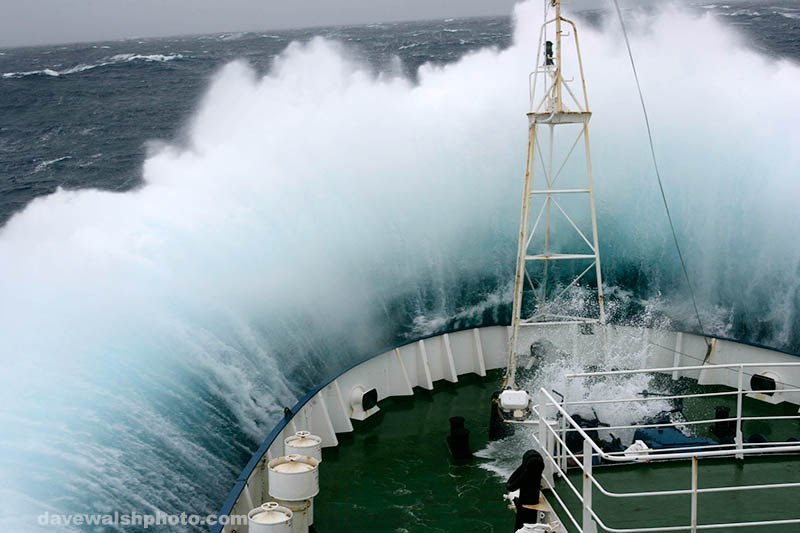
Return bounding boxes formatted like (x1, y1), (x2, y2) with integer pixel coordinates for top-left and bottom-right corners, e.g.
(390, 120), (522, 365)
(1, 0), (519, 47)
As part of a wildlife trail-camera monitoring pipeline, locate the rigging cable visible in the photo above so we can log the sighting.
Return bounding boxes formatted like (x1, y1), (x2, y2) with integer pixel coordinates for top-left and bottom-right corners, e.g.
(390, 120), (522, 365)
(610, 0), (710, 349)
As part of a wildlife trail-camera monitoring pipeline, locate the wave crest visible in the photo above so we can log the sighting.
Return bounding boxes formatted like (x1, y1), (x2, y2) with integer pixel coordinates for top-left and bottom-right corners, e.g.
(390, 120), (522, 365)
(2, 53), (183, 79)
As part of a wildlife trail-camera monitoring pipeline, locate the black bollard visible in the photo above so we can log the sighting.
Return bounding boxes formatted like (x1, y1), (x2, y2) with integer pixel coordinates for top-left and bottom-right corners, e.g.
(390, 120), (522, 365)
(447, 416), (472, 460)
(712, 406), (736, 443)
(507, 450), (545, 531)
(450, 416), (465, 430)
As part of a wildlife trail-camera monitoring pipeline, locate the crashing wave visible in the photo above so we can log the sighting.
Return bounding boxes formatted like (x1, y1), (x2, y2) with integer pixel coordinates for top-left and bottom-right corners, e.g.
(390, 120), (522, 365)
(1, 2), (799, 528)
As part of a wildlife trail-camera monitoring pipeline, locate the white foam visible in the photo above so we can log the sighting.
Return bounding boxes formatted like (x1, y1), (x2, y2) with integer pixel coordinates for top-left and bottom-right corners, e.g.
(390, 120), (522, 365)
(110, 53), (183, 63)
(33, 156), (72, 173)
(2, 68), (59, 78)
(2, 53), (182, 78)
(477, 325), (674, 479)
(409, 283), (514, 337)
(218, 32), (245, 41)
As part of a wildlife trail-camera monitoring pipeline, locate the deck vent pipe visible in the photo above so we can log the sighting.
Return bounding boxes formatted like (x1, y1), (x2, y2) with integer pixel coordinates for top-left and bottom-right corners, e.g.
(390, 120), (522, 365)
(285, 431), (322, 462)
(267, 455), (320, 501)
(248, 502), (293, 533)
(273, 499), (312, 533)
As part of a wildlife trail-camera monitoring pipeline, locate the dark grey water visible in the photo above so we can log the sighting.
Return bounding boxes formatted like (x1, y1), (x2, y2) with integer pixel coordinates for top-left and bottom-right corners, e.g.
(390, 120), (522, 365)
(0, 17), (513, 225)
(2, 3), (799, 226)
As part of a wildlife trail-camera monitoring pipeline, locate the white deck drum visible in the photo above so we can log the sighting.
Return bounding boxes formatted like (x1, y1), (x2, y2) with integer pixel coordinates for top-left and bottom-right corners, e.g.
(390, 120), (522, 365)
(284, 431), (322, 462)
(267, 454), (320, 501)
(248, 502), (293, 533)
(275, 499), (312, 533)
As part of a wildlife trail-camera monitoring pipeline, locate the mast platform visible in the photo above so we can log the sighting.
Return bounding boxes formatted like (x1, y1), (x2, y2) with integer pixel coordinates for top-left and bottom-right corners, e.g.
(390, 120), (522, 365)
(527, 111), (592, 125)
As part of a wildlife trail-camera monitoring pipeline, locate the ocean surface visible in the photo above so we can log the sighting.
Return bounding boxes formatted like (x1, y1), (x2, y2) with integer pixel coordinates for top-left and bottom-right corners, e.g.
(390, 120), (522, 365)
(1, 1), (799, 530)
(0, 18), (513, 224)
(2, 3), (800, 226)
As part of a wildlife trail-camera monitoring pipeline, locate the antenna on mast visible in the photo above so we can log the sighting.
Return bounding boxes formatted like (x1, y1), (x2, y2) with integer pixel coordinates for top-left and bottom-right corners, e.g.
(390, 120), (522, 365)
(505, 0), (605, 390)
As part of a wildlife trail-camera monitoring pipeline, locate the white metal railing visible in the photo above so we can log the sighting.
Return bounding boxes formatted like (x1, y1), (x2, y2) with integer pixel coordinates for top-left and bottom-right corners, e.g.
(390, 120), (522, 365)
(520, 362), (800, 533)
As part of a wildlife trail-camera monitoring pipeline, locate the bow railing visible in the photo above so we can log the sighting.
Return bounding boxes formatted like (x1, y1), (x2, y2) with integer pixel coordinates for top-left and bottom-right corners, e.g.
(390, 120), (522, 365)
(522, 362), (800, 532)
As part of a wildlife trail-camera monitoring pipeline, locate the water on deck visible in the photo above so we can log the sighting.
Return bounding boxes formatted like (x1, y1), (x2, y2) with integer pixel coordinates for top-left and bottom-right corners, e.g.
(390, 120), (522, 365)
(312, 370), (800, 532)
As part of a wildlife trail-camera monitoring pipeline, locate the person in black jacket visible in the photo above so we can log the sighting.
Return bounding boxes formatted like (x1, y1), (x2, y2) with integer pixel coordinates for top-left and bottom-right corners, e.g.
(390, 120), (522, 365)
(506, 449), (545, 530)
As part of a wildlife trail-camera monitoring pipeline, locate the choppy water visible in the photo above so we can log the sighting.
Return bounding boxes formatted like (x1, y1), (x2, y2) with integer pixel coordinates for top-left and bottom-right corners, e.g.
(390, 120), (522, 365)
(1, 1), (799, 530)
(0, 18), (512, 223)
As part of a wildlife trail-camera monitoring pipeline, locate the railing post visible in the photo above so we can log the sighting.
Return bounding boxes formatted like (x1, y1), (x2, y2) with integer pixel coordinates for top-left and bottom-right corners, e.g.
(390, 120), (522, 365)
(559, 406), (567, 472)
(539, 389), (558, 487)
(736, 365), (744, 460)
(558, 391), (567, 472)
(691, 456), (698, 533)
(539, 389), (555, 487)
(582, 439), (598, 533)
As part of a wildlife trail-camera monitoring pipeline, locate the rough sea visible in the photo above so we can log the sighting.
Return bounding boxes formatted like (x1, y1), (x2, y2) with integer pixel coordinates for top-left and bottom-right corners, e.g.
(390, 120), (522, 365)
(1, 1), (799, 530)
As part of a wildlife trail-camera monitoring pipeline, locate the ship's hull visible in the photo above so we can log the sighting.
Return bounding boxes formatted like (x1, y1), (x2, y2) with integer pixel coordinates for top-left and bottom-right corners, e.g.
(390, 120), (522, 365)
(212, 325), (800, 532)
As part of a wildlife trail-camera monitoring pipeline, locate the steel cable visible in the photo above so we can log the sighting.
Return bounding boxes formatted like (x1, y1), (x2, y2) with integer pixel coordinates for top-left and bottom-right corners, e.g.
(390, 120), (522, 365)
(609, 0), (710, 346)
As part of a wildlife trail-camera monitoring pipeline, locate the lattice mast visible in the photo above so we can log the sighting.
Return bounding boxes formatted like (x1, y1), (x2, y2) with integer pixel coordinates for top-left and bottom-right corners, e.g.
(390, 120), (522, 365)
(506, 0), (605, 389)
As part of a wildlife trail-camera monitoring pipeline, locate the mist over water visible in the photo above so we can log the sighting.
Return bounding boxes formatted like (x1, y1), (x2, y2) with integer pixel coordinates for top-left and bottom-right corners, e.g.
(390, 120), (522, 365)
(1, 1), (799, 529)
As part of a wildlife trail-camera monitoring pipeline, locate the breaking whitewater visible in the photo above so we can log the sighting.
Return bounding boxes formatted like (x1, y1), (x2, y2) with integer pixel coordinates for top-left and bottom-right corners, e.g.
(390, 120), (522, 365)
(1, 1), (799, 530)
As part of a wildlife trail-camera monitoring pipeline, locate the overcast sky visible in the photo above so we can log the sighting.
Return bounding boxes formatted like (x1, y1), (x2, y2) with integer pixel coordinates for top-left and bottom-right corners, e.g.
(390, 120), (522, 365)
(1, 0), (522, 48)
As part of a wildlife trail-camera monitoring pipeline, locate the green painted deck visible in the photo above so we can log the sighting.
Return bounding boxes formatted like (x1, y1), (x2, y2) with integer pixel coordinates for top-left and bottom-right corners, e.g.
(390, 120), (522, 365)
(313, 370), (800, 532)
(556, 456), (800, 533)
(315, 370), (513, 532)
